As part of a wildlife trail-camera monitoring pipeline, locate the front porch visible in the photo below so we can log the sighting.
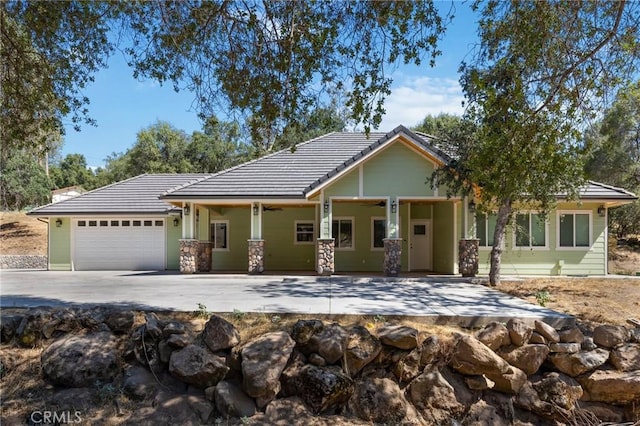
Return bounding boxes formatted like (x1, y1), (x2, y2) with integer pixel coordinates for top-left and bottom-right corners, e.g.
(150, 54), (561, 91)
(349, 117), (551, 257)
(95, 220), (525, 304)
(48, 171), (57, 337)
(176, 199), (478, 276)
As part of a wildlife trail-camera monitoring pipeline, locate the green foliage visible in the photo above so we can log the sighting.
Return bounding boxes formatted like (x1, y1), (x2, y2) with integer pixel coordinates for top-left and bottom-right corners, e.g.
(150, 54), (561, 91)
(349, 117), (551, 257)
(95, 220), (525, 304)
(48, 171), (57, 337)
(0, 151), (51, 210)
(194, 303), (210, 319)
(535, 290), (551, 307)
(49, 154), (97, 191)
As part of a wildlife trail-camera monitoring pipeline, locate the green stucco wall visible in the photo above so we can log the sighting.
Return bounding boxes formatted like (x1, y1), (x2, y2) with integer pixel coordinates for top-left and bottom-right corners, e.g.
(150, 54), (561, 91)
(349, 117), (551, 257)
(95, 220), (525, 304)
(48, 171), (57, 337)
(209, 207), (251, 271)
(263, 207), (317, 270)
(166, 216), (182, 270)
(49, 218), (71, 270)
(432, 202), (457, 274)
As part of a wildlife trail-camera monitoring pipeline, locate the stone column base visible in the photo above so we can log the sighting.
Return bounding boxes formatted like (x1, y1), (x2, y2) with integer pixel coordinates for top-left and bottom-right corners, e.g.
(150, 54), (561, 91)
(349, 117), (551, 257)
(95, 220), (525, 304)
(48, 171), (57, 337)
(459, 239), (480, 277)
(248, 239), (265, 274)
(383, 238), (403, 276)
(179, 239), (198, 274)
(197, 241), (213, 272)
(316, 238), (335, 275)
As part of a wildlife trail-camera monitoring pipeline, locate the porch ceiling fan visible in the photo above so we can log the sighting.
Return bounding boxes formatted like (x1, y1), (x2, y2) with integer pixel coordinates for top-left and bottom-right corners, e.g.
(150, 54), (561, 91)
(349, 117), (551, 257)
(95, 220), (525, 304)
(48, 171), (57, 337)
(262, 205), (283, 212)
(360, 201), (386, 207)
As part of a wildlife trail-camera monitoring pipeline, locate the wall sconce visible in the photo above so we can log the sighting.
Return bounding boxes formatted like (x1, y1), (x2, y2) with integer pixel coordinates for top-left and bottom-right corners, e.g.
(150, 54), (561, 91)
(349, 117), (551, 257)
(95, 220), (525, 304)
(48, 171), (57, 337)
(391, 199), (397, 214)
(597, 205), (606, 217)
(173, 217), (180, 227)
(468, 199), (476, 212)
(253, 203), (259, 216)
(323, 200), (329, 213)
(55, 218), (62, 228)
(183, 205), (190, 216)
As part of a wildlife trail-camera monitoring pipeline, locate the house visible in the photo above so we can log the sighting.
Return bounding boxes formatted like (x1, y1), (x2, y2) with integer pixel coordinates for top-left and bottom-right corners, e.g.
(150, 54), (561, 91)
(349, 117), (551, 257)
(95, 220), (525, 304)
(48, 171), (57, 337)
(51, 185), (86, 203)
(28, 126), (637, 276)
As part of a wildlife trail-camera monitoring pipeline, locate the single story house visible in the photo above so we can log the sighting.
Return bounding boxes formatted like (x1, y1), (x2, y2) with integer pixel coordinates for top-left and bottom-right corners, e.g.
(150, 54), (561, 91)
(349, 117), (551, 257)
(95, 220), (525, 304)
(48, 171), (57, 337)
(28, 126), (637, 276)
(51, 185), (86, 203)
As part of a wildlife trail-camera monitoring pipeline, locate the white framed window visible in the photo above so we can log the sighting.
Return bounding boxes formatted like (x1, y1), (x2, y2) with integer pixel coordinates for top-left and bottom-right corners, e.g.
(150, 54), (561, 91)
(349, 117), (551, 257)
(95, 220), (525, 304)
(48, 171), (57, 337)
(371, 217), (386, 250)
(332, 217), (354, 250)
(295, 221), (315, 244)
(476, 212), (497, 248)
(514, 212), (548, 249)
(557, 211), (591, 249)
(210, 220), (229, 250)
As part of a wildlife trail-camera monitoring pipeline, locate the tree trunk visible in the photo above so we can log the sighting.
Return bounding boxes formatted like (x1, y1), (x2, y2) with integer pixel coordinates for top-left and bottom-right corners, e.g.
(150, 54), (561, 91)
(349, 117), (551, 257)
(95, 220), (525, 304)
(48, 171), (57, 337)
(489, 198), (512, 286)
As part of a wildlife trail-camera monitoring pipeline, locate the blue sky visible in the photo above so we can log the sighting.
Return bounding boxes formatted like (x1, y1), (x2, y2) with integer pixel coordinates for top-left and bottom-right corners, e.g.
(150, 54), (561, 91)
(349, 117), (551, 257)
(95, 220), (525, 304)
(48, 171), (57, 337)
(61, 3), (479, 168)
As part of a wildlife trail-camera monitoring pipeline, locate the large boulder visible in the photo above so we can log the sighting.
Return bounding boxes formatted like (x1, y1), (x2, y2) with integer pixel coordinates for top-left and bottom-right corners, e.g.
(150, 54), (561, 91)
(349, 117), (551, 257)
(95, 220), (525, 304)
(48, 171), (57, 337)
(476, 322), (511, 351)
(534, 320), (560, 343)
(291, 319), (324, 345)
(212, 380), (256, 418)
(407, 366), (464, 414)
(122, 365), (160, 401)
(506, 318), (533, 347)
(307, 323), (348, 364)
(497, 344), (549, 376)
(41, 332), (119, 387)
(348, 376), (411, 424)
(296, 365), (354, 413)
(202, 315), (240, 352)
(516, 381), (573, 422)
(450, 334), (527, 394)
(344, 325), (381, 376)
(419, 335), (441, 367)
(533, 372), (583, 410)
(104, 310), (135, 334)
(558, 327), (585, 344)
(578, 369), (640, 404)
(377, 324), (418, 350)
(241, 331), (295, 407)
(548, 349), (610, 377)
(593, 325), (629, 348)
(168, 344), (229, 388)
(609, 343), (640, 372)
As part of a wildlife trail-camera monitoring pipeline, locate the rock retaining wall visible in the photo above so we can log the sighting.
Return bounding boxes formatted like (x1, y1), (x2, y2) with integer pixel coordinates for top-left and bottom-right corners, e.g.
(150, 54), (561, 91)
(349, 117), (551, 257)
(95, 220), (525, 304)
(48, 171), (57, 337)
(0, 255), (47, 269)
(1, 309), (639, 424)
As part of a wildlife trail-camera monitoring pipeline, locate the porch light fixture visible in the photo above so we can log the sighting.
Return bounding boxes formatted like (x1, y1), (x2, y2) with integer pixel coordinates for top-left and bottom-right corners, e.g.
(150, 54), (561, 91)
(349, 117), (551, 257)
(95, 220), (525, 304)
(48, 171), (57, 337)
(253, 203), (259, 216)
(597, 205), (606, 217)
(173, 217), (180, 227)
(323, 200), (329, 213)
(468, 199), (476, 212)
(55, 218), (62, 227)
(183, 205), (190, 216)
(391, 199), (397, 214)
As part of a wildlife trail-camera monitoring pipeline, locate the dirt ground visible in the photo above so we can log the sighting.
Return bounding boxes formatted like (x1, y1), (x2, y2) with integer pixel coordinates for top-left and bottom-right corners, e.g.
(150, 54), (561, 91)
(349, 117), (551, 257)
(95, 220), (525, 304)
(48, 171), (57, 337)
(0, 211), (48, 255)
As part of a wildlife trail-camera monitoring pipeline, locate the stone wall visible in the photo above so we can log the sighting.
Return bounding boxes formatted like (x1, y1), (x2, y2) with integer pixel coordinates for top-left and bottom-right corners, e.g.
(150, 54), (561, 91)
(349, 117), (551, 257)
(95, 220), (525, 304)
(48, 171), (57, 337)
(316, 239), (334, 275)
(3, 309), (639, 424)
(383, 238), (402, 276)
(458, 239), (479, 277)
(248, 239), (264, 274)
(179, 239), (198, 274)
(0, 255), (47, 270)
(197, 242), (213, 273)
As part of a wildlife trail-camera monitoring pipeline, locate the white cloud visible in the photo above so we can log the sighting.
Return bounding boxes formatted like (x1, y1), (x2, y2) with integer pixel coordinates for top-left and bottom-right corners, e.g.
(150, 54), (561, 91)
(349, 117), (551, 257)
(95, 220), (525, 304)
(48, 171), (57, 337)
(379, 77), (465, 130)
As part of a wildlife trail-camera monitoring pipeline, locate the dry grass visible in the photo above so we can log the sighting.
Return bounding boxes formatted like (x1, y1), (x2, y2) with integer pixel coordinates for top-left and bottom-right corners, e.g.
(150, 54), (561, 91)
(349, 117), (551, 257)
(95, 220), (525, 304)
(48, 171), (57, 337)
(0, 211), (48, 255)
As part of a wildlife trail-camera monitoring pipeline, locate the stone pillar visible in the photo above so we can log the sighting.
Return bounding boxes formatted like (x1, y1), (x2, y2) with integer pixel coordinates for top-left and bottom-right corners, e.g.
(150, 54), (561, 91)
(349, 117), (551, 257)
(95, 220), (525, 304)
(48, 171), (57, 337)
(459, 239), (480, 277)
(197, 241), (213, 272)
(179, 239), (198, 274)
(383, 238), (403, 276)
(248, 239), (265, 274)
(316, 238), (335, 276)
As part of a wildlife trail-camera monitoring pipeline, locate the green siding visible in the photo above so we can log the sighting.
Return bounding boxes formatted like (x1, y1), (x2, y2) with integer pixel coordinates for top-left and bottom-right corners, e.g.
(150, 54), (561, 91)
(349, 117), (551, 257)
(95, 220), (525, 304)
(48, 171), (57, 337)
(210, 207), (251, 271)
(432, 202), (456, 274)
(478, 203), (606, 276)
(263, 207), (317, 270)
(363, 143), (435, 197)
(325, 169), (359, 197)
(166, 216), (182, 270)
(49, 218), (71, 270)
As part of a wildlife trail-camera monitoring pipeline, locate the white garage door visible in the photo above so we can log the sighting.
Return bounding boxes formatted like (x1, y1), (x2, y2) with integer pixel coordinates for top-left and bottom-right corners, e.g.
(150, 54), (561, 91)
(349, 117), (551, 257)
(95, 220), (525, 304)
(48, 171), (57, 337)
(73, 218), (165, 270)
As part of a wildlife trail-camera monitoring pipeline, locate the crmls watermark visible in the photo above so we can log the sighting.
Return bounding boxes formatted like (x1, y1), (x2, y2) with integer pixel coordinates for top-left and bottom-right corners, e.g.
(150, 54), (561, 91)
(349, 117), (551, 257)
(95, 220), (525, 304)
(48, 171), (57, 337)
(29, 410), (83, 424)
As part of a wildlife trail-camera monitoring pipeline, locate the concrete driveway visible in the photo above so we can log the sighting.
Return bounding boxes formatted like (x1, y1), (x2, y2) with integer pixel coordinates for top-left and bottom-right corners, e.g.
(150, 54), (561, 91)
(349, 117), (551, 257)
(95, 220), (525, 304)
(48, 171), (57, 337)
(0, 270), (573, 327)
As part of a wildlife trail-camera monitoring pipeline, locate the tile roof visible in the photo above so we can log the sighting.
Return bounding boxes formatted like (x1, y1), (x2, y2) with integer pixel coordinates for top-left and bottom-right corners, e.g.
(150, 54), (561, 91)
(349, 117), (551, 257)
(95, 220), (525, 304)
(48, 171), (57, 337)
(576, 181), (638, 200)
(162, 125), (445, 199)
(28, 174), (209, 216)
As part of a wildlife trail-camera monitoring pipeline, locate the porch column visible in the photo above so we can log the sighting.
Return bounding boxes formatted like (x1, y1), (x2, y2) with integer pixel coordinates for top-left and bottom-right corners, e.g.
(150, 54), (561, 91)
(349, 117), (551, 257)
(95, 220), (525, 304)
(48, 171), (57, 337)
(179, 239), (198, 274)
(458, 239), (479, 277)
(316, 238), (335, 275)
(197, 241), (212, 272)
(383, 238), (402, 276)
(248, 239), (265, 274)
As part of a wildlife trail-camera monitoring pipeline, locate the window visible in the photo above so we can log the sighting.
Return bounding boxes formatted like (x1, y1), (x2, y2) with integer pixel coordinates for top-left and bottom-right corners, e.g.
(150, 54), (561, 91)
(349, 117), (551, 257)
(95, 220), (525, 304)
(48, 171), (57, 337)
(121, 220), (130, 227)
(476, 213), (497, 247)
(372, 218), (386, 249)
(100, 220), (108, 227)
(515, 212), (547, 248)
(132, 220), (141, 227)
(78, 220), (86, 227)
(144, 220), (153, 226)
(295, 221), (315, 244)
(332, 218), (354, 250)
(111, 220), (119, 227)
(558, 212), (590, 248)
(155, 220), (164, 227)
(210, 221), (228, 250)
(88, 220), (97, 227)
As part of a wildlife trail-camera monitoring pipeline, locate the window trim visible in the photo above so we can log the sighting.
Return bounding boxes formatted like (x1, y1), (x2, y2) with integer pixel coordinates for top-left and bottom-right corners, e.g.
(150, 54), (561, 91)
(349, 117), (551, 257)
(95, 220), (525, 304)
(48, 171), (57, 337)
(210, 220), (230, 251)
(294, 220), (316, 245)
(476, 212), (498, 249)
(556, 210), (592, 250)
(332, 216), (355, 251)
(512, 211), (549, 250)
(371, 217), (386, 251)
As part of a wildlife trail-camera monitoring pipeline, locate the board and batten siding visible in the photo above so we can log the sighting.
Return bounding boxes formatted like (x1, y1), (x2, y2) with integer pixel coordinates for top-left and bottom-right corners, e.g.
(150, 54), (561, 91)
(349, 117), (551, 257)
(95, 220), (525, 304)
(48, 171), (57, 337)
(49, 217), (72, 270)
(477, 203), (606, 276)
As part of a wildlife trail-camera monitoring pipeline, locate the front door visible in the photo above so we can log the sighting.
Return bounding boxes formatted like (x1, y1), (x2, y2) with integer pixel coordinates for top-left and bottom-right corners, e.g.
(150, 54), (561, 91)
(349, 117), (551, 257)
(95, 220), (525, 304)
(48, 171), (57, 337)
(410, 220), (432, 271)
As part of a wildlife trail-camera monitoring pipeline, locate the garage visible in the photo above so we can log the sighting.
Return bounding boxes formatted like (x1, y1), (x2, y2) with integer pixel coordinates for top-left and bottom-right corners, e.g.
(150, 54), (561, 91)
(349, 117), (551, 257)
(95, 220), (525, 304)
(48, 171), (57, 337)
(73, 218), (166, 270)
